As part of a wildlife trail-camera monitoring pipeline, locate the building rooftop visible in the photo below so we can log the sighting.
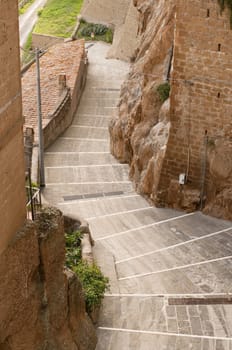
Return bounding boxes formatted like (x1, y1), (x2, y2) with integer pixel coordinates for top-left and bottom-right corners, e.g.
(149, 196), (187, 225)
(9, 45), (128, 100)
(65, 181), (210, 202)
(22, 39), (85, 133)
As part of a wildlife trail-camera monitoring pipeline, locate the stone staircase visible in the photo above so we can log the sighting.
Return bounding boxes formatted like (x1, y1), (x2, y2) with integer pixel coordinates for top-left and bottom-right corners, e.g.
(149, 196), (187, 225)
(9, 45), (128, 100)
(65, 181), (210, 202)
(43, 42), (232, 350)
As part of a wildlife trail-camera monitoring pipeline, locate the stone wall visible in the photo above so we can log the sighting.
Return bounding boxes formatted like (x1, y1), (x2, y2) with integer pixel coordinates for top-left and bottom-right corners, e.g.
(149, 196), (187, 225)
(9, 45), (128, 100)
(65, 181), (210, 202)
(81, 0), (139, 61)
(22, 40), (87, 145)
(0, 0), (26, 254)
(81, 0), (131, 26)
(156, 0), (232, 217)
(106, 1), (139, 61)
(0, 208), (97, 350)
(42, 48), (87, 148)
(110, 0), (232, 220)
(32, 33), (63, 50)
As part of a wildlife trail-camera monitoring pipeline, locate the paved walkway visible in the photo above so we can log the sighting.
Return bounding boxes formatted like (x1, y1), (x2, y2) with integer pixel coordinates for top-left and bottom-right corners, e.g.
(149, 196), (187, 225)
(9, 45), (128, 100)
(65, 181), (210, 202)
(19, 0), (47, 47)
(43, 42), (232, 350)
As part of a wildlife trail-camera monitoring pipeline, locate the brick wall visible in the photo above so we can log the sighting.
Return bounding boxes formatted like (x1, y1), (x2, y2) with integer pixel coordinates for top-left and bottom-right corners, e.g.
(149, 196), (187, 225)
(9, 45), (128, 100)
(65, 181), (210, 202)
(0, 1), (26, 254)
(156, 0), (232, 206)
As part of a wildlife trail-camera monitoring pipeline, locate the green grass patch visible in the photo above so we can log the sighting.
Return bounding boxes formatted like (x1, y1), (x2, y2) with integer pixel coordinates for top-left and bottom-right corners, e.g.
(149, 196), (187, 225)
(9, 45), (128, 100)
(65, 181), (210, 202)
(19, 0), (35, 15)
(21, 31), (34, 65)
(77, 20), (113, 43)
(34, 0), (83, 38)
(65, 231), (109, 314)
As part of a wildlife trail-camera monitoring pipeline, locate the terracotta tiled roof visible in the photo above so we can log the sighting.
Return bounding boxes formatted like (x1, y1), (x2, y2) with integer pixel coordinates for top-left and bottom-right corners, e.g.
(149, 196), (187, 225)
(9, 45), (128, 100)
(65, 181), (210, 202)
(22, 39), (85, 133)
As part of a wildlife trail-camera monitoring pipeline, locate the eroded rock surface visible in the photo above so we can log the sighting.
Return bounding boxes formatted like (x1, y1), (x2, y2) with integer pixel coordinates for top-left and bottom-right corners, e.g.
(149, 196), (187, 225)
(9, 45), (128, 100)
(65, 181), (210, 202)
(0, 208), (97, 350)
(110, 0), (232, 220)
(110, 0), (175, 201)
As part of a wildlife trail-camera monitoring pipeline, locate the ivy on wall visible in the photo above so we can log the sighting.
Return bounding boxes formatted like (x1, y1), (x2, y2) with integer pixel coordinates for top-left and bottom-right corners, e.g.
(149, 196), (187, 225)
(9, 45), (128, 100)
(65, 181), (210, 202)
(218, 0), (232, 27)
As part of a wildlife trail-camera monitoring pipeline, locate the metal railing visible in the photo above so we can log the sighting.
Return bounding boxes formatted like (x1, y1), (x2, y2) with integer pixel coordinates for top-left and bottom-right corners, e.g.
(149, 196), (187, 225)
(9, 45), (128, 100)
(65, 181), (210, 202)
(26, 185), (42, 220)
(26, 168), (42, 220)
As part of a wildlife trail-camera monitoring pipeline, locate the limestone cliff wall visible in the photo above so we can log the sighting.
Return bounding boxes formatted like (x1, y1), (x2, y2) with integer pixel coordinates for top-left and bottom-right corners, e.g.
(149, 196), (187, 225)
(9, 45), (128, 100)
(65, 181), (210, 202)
(81, 0), (139, 61)
(110, 0), (232, 220)
(0, 208), (97, 350)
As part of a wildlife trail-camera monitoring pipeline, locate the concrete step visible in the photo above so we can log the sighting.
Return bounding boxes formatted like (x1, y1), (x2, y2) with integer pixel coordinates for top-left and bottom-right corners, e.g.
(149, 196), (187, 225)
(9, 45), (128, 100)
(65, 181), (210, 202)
(77, 105), (117, 115)
(99, 214), (232, 262)
(81, 90), (120, 99)
(62, 125), (109, 140)
(45, 163), (130, 184)
(43, 182), (134, 205)
(44, 151), (118, 167)
(97, 297), (232, 341)
(118, 256), (232, 295)
(78, 97), (118, 108)
(73, 115), (112, 127)
(57, 194), (150, 220)
(116, 229), (232, 279)
(85, 80), (124, 88)
(88, 208), (186, 238)
(47, 138), (109, 153)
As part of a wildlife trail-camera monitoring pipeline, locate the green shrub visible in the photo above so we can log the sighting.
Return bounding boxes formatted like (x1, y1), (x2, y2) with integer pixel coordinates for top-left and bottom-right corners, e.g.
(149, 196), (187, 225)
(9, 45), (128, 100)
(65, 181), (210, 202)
(78, 21), (113, 43)
(65, 230), (109, 314)
(73, 261), (109, 313)
(157, 82), (170, 103)
(37, 8), (43, 16)
(65, 230), (82, 248)
(65, 231), (82, 268)
(105, 29), (113, 43)
(80, 23), (108, 37)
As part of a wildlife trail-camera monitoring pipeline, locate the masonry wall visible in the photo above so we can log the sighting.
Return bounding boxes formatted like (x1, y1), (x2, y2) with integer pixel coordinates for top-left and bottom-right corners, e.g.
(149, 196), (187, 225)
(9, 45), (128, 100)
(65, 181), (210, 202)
(41, 50), (87, 149)
(107, 1), (139, 61)
(32, 33), (63, 49)
(81, 0), (131, 26)
(156, 0), (232, 211)
(0, 0), (26, 254)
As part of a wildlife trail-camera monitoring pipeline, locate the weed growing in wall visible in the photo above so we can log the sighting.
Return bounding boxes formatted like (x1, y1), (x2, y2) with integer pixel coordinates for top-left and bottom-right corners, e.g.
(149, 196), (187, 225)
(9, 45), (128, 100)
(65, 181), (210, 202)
(157, 82), (170, 103)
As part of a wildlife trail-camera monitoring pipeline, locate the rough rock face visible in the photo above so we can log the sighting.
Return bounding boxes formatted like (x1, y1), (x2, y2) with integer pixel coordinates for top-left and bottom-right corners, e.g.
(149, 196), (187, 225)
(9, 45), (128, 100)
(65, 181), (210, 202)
(0, 208), (97, 350)
(110, 0), (175, 199)
(81, 0), (139, 61)
(204, 140), (232, 220)
(110, 0), (232, 220)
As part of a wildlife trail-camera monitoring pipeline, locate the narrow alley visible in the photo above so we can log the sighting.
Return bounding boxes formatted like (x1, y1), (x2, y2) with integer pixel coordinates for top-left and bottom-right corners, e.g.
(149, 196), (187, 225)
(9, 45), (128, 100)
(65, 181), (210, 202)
(43, 42), (232, 350)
